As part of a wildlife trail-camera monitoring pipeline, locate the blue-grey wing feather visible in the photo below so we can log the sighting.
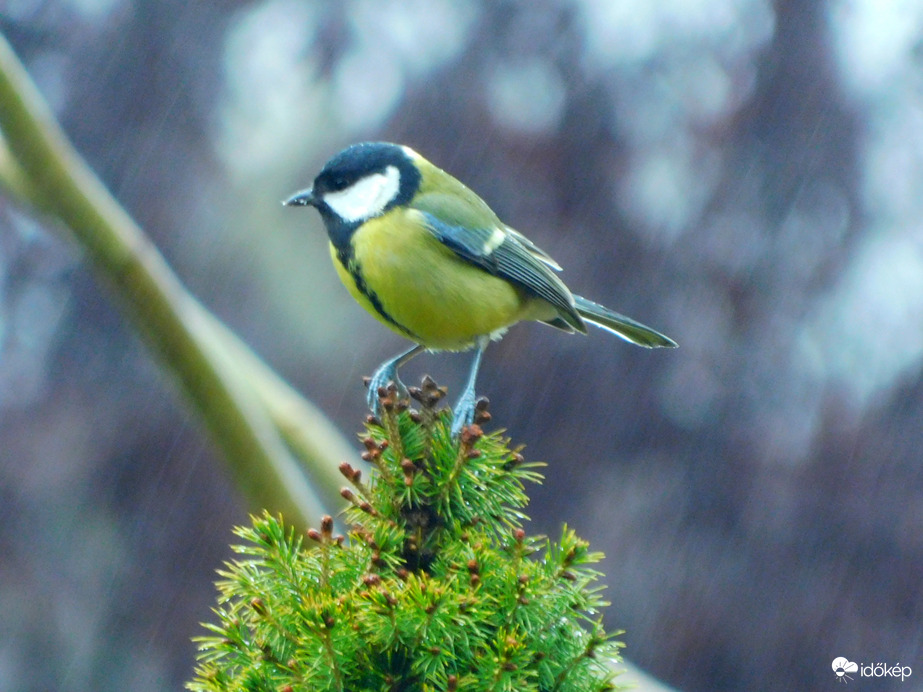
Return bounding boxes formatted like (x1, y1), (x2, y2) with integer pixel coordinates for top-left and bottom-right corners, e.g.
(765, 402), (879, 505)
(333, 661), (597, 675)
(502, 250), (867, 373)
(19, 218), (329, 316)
(418, 211), (584, 332)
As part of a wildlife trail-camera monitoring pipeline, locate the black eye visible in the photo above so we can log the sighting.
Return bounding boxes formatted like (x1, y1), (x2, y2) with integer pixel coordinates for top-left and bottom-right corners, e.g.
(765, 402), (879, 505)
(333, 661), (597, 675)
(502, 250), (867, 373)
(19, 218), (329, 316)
(329, 175), (351, 191)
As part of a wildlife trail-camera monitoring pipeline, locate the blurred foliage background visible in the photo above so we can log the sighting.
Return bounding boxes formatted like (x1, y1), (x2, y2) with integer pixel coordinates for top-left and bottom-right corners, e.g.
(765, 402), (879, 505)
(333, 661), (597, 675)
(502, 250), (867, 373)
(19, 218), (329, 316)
(1, 1), (922, 690)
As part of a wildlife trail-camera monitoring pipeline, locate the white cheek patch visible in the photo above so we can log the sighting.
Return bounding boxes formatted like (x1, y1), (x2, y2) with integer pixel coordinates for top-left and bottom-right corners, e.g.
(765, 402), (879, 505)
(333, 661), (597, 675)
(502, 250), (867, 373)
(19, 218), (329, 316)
(323, 165), (401, 223)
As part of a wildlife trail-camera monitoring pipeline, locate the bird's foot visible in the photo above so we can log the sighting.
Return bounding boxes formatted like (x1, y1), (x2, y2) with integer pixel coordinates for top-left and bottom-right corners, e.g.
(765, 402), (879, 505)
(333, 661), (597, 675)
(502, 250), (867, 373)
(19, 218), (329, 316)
(365, 345), (425, 415)
(450, 393), (491, 437)
(365, 364), (409, 415)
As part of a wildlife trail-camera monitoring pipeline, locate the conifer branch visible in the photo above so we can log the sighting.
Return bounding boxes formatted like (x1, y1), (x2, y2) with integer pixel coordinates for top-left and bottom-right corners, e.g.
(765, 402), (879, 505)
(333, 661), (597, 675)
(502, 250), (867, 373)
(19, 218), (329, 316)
(189, 383), (626, 691)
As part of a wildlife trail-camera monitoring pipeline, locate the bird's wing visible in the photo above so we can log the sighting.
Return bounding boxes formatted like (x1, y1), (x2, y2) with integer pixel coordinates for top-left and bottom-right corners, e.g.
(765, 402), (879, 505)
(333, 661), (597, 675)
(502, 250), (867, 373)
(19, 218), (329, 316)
(410, 192), (583, 331)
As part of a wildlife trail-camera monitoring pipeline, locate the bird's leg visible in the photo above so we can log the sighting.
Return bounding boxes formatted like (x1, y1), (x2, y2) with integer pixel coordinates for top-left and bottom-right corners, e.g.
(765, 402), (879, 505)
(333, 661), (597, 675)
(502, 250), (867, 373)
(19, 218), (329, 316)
(367, 344), (425, 413)
(450, 336), (489, 437)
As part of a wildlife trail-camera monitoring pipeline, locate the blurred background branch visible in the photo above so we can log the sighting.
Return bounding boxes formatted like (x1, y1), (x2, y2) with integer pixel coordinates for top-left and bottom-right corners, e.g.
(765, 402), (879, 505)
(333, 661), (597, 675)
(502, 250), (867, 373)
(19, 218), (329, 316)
(0, 31), (350, 528)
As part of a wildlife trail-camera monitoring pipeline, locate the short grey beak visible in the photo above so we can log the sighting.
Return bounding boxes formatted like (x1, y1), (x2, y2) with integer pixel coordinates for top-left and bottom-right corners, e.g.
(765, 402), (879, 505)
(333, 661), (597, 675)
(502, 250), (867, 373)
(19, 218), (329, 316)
(283, 188), (316, 207)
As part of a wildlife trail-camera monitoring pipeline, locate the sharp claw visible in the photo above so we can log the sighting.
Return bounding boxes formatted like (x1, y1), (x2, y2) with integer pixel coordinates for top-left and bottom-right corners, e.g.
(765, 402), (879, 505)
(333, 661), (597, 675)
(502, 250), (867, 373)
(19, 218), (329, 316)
(366, 367), (403, 414)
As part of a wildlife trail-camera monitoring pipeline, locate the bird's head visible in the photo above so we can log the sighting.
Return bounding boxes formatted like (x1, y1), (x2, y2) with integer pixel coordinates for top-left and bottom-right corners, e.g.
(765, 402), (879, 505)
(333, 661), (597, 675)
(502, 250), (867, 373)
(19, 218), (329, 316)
(285, 142), (423, 228)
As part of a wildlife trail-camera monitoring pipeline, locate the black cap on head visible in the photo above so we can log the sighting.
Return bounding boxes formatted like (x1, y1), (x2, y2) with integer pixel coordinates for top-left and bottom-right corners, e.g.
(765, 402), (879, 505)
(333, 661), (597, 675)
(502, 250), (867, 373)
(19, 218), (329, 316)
(312, 142), (420, 204)
(286, 142), (424, 250)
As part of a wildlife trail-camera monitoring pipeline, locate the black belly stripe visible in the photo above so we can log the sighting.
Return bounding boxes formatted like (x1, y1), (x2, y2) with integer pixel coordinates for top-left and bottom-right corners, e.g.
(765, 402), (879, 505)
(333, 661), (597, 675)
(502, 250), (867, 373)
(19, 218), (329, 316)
(336, 247), (421, 341)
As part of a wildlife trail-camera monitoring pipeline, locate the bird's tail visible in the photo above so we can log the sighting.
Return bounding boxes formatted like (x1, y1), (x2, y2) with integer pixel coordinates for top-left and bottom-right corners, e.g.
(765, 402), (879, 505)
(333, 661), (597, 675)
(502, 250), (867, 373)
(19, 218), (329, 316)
(574, 295), (677, 348)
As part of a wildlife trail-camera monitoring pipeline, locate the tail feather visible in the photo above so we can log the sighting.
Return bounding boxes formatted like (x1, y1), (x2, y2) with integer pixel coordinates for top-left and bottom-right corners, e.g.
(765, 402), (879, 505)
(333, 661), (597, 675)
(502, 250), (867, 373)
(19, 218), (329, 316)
(573, 295), (677, 349)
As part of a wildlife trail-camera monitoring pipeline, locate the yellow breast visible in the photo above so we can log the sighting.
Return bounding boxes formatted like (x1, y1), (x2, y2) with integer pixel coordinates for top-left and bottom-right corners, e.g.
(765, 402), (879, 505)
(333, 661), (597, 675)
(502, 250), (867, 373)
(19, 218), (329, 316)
(331, 211), (528, 350)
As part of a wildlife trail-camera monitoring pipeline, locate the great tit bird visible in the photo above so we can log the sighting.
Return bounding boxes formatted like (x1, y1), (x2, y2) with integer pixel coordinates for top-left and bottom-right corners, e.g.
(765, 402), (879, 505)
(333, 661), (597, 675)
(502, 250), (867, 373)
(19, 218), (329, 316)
(285, 142), (676, 434)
